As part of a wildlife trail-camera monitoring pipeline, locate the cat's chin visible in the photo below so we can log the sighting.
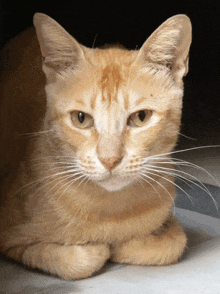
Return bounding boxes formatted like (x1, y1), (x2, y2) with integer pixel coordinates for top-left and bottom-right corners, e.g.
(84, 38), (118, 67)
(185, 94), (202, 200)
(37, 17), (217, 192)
(95, 175), (135, 192)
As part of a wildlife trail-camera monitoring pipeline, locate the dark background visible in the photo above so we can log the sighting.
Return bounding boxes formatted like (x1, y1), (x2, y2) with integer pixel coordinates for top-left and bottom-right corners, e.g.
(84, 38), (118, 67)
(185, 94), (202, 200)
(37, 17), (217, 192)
(0, 0), (220, 147)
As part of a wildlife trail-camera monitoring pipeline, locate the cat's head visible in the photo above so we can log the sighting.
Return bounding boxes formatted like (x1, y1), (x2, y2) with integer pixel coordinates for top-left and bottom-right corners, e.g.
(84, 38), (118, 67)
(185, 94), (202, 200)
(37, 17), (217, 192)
(33, 13), (192, 192)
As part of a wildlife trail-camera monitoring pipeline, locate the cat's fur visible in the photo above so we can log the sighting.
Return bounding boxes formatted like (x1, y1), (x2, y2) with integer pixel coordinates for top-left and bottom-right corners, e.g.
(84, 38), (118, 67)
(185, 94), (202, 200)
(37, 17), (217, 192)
(0, 13), (192, 280)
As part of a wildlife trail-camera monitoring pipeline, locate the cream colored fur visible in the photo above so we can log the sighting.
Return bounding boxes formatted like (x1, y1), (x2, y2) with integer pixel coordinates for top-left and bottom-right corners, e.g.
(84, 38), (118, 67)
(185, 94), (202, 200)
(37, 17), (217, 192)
(0, 13), (191, 280)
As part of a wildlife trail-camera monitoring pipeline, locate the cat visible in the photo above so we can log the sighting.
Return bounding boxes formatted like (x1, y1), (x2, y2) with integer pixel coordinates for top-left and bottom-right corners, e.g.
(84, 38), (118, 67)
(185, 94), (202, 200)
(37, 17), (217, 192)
(0, 13), (192, 280)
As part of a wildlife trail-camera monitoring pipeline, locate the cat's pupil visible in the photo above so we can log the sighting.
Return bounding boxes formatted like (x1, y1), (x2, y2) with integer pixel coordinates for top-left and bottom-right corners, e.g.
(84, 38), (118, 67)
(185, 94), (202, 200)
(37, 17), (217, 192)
(78, 112), (85, 124)
(138, 111), (146, 122)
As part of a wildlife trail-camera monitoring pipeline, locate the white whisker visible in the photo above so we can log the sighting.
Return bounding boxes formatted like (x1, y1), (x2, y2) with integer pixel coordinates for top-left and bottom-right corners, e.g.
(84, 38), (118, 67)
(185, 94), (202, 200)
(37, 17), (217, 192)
(31, 172), (83, 198)
(135, 176), (146, 189)
(142, 168), (194, 205)
(145, 166), (211, 206)
(19, 130), (54, 137)
(147, 145), (220, 159)
(56, 174), (87, 200)
(138, 173), (162, 200)
(178, 133), (197, 140)
(14, 168), (80, 196)
(149, 163), (210, 195)
(155, 157), (220, 189)
(140, 172), (175, 205)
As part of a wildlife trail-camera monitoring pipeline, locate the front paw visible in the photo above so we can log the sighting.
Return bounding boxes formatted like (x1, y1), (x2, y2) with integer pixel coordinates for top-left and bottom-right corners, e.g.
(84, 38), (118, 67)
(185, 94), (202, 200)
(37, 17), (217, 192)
(110, 217), (187, 266)
(20, 242), (110, 280)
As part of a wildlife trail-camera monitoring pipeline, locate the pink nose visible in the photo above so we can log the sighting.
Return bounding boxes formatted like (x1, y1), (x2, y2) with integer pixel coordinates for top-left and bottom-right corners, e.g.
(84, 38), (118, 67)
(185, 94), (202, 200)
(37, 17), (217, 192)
(99, 157), (122, 170)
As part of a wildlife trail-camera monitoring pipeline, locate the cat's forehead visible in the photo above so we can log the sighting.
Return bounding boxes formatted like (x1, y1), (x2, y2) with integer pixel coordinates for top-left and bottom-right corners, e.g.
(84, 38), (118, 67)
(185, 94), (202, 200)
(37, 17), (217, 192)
(49, 47), (182, 114)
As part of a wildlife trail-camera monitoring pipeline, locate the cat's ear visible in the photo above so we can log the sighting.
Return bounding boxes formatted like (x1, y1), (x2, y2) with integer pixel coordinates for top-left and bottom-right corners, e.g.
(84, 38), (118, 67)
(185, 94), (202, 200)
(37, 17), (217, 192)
(33, 13), (85, 80)
(136, 15), (192, 84)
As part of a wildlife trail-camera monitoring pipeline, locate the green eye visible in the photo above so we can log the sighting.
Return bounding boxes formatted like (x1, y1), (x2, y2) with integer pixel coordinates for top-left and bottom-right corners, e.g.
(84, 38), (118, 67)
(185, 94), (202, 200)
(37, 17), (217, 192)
(128, 109), (152, 127)
(71, 111), (94, 129)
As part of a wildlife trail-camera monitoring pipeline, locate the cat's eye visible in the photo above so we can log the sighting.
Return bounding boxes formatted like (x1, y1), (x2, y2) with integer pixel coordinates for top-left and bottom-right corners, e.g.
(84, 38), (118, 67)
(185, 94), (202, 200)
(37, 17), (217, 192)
(128, 109), (152, 127)
(71, 111), (94, 129)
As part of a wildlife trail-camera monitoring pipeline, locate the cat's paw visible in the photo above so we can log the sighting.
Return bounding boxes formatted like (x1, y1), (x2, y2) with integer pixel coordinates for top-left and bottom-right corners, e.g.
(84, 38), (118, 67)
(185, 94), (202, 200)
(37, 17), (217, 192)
(71, 243), (111, 279)
(21, 242), (110, 280)
(110, 217), (187, 266)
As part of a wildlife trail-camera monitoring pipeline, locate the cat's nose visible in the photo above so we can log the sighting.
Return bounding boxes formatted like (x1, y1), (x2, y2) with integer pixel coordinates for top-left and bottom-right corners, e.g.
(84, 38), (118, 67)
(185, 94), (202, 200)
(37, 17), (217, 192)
(99, 156), (122, 170)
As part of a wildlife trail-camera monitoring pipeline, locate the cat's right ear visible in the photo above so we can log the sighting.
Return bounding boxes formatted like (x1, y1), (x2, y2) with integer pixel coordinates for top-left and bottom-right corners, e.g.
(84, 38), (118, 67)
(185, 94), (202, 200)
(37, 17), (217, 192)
(33, 13), (85, 80)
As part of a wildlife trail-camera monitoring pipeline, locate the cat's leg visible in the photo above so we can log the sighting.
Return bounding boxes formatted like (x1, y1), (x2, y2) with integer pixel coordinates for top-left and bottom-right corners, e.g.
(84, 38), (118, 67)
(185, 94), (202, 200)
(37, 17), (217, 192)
(110, 216), (187, 266)
(6, 242), (110, 280)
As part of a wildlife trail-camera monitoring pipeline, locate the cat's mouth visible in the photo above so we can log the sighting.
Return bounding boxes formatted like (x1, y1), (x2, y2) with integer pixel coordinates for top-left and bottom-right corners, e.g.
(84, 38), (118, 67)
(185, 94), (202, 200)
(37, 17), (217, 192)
(97, 170), (114, 181)
(94, 172), (135, 192)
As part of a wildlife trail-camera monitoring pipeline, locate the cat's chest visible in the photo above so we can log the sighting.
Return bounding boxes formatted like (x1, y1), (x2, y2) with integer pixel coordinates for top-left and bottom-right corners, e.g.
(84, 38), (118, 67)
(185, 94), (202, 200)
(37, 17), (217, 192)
(58, 203), (171, 245)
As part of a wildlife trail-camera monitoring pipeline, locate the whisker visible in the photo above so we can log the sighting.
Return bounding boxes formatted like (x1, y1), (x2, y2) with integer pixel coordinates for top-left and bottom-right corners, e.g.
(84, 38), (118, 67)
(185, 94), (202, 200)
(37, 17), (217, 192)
(31, 156), (78, 164)
(147, 145), (220, 160)
(153, 167), (196, 191)
(157, 158), (220, 189)
(149, 163), (210, 196)
(178, 133), (197, 140)
(142, 168), (194, 205)
(140, 172), (175, 205)
(14, 168), (80, 196)
(31, 164), (79, 173)
(144, 152), (220, 190)
(135, 176), (146, 189)
(81, 176), (91, 189)
(18, 130), (54, 137)
(144, 166), (213, 206)
(138, 173), (162, 200)
(76, 175), (89, 189)
(56, 174), (86, 200)
(31, 172), (83, 198)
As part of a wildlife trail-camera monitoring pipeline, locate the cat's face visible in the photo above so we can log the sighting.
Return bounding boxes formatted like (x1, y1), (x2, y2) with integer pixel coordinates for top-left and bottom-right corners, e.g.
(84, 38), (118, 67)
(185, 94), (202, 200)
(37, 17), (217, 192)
(34, 13), (192, 191)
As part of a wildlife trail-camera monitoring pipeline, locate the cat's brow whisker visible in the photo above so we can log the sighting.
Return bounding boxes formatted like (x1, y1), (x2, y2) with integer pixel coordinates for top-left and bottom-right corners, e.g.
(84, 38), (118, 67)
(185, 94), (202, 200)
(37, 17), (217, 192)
(178, 133), (197, 140)
(92, 33), (98, 48)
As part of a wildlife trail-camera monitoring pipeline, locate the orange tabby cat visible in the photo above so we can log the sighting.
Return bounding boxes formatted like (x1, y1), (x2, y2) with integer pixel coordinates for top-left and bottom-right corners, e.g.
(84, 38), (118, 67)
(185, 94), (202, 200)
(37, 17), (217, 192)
(0, 13), (192, 280)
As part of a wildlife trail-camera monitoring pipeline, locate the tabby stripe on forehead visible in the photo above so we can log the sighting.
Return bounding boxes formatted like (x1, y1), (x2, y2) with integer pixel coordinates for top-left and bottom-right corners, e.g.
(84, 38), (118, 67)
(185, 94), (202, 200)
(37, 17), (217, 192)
(100, 65), (123, 104)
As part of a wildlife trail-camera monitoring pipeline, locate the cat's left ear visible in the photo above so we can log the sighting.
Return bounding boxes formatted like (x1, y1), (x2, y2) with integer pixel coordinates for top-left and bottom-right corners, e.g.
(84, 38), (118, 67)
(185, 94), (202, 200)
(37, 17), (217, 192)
(33, 13), (86, 81)
(136, 15), (192, 84)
